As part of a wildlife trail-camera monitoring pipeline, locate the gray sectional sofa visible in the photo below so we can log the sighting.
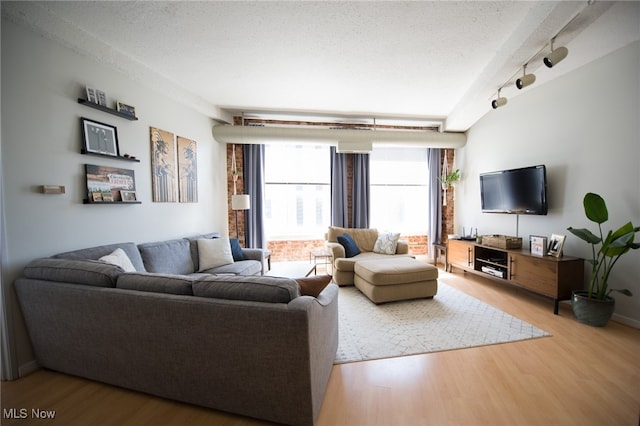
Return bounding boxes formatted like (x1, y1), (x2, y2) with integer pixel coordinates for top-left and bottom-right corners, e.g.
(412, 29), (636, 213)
(14, 232), (339, 426)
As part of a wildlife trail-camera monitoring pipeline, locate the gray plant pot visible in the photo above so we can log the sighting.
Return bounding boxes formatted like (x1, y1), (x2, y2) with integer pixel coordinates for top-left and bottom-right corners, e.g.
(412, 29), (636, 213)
(571, 290), (615, 327)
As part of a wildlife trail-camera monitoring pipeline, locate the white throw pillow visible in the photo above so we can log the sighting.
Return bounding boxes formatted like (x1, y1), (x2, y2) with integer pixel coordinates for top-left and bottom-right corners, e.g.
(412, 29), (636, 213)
(373, 232), (401, 255)
(99, 248), (136, 272)
(197, 238), (234, 271)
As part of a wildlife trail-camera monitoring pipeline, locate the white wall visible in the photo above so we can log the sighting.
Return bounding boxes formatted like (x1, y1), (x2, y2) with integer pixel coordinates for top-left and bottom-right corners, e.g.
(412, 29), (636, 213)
(456, 40), (640, 325)
(1, 19), (229, 376)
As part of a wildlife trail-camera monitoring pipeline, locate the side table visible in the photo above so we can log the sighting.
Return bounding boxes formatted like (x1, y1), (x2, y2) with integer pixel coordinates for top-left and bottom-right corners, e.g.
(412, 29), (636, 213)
(432, 242), (447, 270)
(310, 249), (332, 274)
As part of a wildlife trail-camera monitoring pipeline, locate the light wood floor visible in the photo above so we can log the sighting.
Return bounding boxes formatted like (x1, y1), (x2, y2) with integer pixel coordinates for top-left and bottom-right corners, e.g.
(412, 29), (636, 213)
(3, 268), (639, 426)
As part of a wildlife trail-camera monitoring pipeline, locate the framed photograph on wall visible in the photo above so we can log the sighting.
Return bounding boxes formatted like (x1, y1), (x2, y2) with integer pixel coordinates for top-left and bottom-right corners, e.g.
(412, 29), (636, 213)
(547, 234), (566, 257)
(81, 117), (120, 157)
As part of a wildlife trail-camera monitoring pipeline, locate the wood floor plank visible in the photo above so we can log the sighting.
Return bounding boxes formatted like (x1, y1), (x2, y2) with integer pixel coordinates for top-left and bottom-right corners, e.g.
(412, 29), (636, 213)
(2, 270), (639, 425)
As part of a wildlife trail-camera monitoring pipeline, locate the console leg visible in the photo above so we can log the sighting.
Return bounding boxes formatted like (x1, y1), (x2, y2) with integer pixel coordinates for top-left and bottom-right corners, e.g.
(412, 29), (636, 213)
(554, 299), (559, 315)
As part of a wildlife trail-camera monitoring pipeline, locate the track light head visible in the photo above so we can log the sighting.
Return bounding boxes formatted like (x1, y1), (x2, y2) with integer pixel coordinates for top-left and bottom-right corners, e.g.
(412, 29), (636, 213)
(544, 46), (568, 68)
(491, 96), (507, 109)
(516, 73), (536, 89)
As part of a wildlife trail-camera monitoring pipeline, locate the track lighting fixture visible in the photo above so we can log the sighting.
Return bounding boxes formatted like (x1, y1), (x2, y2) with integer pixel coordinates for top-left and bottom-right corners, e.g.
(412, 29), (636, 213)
(491, 89), (507, 109)
(544, 39), (568, 68)
(516, 65), (536, 90)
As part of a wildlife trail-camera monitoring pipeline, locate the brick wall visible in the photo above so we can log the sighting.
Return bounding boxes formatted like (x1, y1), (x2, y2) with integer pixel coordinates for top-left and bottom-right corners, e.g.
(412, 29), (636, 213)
(265, 233), (427, 262)
(227, 142), (246, 245)
(441, 148), (456, 243)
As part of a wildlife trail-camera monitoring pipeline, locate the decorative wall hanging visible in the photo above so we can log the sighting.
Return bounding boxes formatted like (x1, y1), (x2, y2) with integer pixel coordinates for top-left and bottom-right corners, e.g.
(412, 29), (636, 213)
(84, 164), (137, 203)
(150, 127), (177, 202)
(177, 136), (198, 203)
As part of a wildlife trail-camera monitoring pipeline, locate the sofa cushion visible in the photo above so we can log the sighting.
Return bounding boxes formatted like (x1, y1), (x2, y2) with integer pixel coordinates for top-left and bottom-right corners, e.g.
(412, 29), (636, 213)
(337, 234), (361, 258)
(193, 275), (300, 303)
(54, 242), (146, 272)
(117, 272), (194, 295)
(197, 238), (234, 271)
(327, 226), (378, 252)
(355, 257), (439, 285)
(99, 248), (137, 272)
(229, 238), (245, 261)
(23, 258), (122, 287)
(185, 232), (221, 271)
(200, 260), (262, 276)
(138, 239), (194, 275)
(373, 232), (401, 255)
(296, 275), (333, 297)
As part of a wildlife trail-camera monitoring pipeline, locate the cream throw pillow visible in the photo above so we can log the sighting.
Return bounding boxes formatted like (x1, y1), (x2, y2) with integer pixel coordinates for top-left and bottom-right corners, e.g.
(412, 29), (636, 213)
(373, 232), (401, 255)
(99, 248), (136, 272)
(197, 238), (234, 271)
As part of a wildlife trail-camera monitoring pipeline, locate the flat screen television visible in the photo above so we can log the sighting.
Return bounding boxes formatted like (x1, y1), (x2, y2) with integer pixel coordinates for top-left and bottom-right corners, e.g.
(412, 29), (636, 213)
(480, 165), (548, 215)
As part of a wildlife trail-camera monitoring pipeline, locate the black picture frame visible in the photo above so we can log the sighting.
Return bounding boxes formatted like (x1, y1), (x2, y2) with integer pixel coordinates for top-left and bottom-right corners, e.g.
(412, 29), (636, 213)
(81, 117), (120, 157)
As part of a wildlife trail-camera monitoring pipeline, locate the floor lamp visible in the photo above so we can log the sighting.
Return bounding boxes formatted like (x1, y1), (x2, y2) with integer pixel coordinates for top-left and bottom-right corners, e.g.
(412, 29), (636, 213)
(231, 194), (250, 246)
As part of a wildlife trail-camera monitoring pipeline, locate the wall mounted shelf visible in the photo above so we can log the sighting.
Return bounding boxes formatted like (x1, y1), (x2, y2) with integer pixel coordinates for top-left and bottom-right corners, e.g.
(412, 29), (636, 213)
(77, 98), (138, 121)
(81, 149), (140, 162)
(83, 200), (141, 205)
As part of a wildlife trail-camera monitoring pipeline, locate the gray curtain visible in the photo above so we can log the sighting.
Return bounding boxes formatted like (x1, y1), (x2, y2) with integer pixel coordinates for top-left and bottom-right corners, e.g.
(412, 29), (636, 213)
(352, 153), (370, 228)
(427, 148), (442, 260)
(330, 147), (348, 227)
(243, 144), (266, 249)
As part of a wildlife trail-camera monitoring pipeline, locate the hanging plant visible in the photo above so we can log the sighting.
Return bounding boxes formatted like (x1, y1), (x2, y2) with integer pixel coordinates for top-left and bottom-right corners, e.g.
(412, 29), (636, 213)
(441, 168), (460, 190)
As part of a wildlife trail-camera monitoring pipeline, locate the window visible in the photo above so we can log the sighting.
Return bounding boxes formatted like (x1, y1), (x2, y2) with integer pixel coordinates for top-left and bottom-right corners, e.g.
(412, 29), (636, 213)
(370, 147), (429, 235)
(264, 144), (331, 239)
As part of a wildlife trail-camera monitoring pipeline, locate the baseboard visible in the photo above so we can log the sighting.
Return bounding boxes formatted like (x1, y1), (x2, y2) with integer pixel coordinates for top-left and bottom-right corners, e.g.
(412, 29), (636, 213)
(612, 313), (640, 329)
(18, 360), (39, 377)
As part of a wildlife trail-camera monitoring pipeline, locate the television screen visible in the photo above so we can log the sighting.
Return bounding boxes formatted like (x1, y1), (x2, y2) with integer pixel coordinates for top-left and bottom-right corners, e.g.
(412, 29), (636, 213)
(480, 165), (547, 215)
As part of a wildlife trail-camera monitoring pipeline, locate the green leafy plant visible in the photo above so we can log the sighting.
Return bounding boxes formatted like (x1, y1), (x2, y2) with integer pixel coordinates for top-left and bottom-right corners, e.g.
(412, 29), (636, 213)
(440, 168), (460, 189)
(567, 192), (638, 300)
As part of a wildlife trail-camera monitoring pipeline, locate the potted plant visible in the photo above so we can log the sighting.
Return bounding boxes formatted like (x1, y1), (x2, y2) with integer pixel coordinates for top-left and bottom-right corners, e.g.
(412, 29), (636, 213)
(567, 192), (638, 326)
(440, 168), (460, 190)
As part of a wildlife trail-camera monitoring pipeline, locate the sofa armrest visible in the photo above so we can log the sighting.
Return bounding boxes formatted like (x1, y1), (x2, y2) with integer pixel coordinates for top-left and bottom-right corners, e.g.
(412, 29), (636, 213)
(396, 240), (409, 254)
(241, 248), (266, 274)
(326, 242), (345, 262)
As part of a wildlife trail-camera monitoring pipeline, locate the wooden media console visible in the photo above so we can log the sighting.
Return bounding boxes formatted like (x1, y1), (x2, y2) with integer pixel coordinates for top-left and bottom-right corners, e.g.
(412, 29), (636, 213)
(447, 239), (584, 314)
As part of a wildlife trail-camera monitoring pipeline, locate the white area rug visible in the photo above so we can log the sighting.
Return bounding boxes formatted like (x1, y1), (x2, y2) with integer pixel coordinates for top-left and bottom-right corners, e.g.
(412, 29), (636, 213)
(335, 281), (550, 364)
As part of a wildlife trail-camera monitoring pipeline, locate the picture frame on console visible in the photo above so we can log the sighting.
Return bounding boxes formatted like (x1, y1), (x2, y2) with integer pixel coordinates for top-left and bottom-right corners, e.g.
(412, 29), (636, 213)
(547, 234), (566, 257)
(530, 235), (548, 257)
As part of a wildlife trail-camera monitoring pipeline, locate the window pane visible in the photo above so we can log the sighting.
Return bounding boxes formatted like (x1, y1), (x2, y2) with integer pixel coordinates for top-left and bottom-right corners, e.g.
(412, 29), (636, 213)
(370, 147), (429, 234)
(265, 144), (330, 183)
(264, 144), (330, 239)
(264, 183), (330, 239)
(370, 148), (428, 185)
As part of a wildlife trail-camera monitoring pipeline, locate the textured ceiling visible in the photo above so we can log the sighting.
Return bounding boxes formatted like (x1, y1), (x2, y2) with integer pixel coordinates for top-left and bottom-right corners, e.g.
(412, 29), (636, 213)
(3, 1), (638, 130)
